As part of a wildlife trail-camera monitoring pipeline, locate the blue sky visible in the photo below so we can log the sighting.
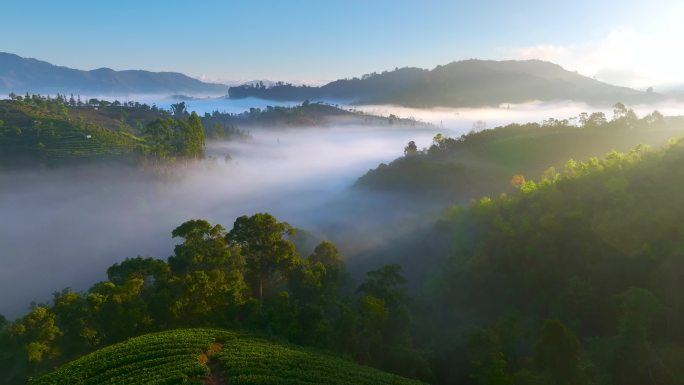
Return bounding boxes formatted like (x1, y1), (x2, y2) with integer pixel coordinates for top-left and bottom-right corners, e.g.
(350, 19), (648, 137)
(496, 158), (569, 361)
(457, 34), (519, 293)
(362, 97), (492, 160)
(3, 0), (682, 87)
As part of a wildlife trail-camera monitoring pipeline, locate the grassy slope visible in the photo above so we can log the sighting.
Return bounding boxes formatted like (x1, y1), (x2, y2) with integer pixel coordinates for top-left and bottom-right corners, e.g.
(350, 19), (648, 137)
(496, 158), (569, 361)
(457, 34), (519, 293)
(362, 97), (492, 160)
(31, 329), (425, 385)
(0, 100), (146, 166)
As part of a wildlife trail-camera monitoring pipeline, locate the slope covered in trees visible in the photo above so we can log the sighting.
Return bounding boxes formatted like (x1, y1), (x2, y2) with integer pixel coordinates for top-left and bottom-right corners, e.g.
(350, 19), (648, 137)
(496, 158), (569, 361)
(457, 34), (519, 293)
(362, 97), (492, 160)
(355, 104), (683, 203)
(0, 95), (206, 167)
(416, 137), (684, 384)
(4, 104), (684, 384)
(228, 60), (664, 107)
(31, 329), (424, 385)
(0, 214), (428, 384)
(0, 96), (410, 168)
(200, 100), (423, 138)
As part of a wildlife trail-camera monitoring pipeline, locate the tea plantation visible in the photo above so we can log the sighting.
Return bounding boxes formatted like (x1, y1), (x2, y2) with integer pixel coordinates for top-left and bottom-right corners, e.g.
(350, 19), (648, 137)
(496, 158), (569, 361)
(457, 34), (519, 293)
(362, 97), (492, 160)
(30, 329), (425, 385)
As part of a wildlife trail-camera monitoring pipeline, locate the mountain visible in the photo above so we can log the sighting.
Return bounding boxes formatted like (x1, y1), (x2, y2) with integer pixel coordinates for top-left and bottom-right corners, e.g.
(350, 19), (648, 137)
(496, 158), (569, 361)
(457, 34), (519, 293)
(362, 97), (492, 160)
(229, 59), (666, 107)
(31, 329), (424, 385)
(0, 52), (229, 95)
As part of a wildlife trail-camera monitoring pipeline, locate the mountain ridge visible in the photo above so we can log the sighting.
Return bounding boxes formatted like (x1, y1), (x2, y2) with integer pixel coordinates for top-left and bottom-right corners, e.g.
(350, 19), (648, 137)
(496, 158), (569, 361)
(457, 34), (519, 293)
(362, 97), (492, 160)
(229, 59), (666, 107)
(0, 52), (229, 95)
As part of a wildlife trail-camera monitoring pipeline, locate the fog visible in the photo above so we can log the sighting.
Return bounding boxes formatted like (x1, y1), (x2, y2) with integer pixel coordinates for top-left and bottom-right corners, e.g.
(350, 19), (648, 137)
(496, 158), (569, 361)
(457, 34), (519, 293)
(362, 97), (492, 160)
(3, 99), (683, 318)
(354, 99), (684, 127)
(0, 124), (442, 318)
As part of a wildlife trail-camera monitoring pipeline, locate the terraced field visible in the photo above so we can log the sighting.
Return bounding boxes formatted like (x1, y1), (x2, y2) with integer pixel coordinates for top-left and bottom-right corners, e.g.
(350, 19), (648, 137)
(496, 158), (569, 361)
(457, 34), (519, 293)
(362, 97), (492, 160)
(0, 100), (146, 166)
(30, 329), (425, 385)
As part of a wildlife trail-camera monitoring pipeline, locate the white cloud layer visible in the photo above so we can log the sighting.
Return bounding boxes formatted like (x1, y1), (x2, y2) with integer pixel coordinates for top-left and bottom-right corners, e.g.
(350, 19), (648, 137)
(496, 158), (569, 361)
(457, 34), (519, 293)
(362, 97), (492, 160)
(502, 17), (684, 90)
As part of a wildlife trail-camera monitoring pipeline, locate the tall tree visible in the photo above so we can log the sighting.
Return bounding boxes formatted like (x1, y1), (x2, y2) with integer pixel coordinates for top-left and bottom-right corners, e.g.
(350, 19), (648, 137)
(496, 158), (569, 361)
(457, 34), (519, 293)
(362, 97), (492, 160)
(535, 319), (580, 385)
(227, 213), (299, 302)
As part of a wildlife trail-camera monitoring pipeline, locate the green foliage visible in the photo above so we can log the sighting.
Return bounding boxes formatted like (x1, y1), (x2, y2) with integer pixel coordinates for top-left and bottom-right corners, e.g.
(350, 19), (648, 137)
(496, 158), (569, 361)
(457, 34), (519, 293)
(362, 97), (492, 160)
(9, 104), (684, 384)
(0, 96), (207, 168)
(1, 212), (428, 384)
(227, 213), (298, 302)
(30, 329), (216, 385)
(200, 101), (422, 131)
(143, 113), (205, 162)
(356, 108), (684, 201)
(424, 138), (684, 384)
(535, 320), (580, 385)
(31, 329), (424, 385)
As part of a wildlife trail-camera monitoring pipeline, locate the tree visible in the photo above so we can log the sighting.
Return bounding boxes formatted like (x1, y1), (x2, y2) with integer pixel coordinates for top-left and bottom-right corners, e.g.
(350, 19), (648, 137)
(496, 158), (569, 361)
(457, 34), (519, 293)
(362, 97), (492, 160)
(309, 241), (344, 286)
(613, 102), (628, 121)
(356, 264), (411, 348)
(404, 141), (418, 156)
(170, 102), (188, 118)
(585, 112), (607, 127)
(169, 220), (241, 274)
(11, 307), (62, 363)
(87, 277), (151, 343)
(144, 118), (176, 160)
(611, 287), (668, 385)
(357, 264), (406, 307)
(432, 133), (446, 151)
(535, 319), (580, 385)
(107, 257), (170, 286)
(183, 112), (205, 159)
(289, 240), (345, 306)
(511, 174), (526, 188)
(227, 213), (299, 302)
(642, 110), (665, 127)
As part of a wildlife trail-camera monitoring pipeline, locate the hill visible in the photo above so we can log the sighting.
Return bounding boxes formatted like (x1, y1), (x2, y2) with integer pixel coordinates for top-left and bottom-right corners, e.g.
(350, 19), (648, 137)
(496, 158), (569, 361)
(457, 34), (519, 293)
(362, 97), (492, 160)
(354, 106), (684, 203)
(201, 101), (425, 135)
(30, 329), (424, 385)
(7, 114), (684, 384)
(0, 96), (414, 167)
(0, 52), (229, 95)
(228, 60), (665, 107)
(0, 95), (211, 168)
(417, 136), (684, 384)
(0, 97), (148, 167)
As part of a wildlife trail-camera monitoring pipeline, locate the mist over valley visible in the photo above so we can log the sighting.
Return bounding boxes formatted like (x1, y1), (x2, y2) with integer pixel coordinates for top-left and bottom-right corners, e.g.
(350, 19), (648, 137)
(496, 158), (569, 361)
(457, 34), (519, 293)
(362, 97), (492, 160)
(4, 3), (684, 382)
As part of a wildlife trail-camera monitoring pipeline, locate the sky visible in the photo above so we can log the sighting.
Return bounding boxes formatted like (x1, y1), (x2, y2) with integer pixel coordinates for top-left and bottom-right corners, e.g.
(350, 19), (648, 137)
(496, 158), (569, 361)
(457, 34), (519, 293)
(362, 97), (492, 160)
(3, 0), (683, 88)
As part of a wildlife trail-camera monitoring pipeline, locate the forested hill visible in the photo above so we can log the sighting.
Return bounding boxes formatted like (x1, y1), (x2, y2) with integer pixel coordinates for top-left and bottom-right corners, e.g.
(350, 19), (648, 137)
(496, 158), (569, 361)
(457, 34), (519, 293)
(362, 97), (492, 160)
(355, 104), (684, 203)
(417, 136), (684, 384)
(228, 60), (665, 107)
(0, 95), (206, 168)
(201, 100), (425, 134)
(0, 52), (228, 95)
(0, 95), (412, 168)
(6, 128), (684, 384)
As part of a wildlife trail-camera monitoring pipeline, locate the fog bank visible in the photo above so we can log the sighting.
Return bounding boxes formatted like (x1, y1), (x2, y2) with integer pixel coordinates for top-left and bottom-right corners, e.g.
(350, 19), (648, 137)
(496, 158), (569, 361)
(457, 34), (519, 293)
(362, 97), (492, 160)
(0, 125), (440, 318)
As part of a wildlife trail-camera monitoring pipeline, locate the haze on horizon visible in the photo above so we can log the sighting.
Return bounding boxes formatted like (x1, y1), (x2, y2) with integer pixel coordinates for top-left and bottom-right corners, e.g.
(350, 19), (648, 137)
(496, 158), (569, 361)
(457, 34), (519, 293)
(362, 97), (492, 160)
(2, 0), (683, 90)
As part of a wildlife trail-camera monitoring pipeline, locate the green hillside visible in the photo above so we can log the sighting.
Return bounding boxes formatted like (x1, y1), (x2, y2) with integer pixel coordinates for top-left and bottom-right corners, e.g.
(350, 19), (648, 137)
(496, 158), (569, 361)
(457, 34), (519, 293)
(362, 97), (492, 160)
(355, 105), (684, 203)
(31, 329), (424, 385)
(0, 95), (209, 167)
(415, 136), (684, 384)
(0, 97), (147, 167)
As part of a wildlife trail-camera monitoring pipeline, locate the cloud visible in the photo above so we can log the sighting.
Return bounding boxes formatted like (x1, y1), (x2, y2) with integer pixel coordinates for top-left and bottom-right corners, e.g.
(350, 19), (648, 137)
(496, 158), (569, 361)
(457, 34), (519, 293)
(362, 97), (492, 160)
(501, 24), (684, 90)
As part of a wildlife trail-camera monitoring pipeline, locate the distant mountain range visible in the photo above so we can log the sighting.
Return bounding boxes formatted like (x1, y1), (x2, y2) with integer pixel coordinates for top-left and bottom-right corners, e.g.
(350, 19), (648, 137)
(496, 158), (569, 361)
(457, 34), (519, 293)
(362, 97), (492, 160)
(0, 53), (671, 106)
(0, 52), (228, 95)
(229, 59), (667, 107)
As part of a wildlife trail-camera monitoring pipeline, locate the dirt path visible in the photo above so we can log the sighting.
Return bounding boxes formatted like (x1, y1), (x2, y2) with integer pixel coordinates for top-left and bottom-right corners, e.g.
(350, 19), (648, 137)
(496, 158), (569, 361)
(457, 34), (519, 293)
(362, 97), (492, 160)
(198, 342), (228, 385)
